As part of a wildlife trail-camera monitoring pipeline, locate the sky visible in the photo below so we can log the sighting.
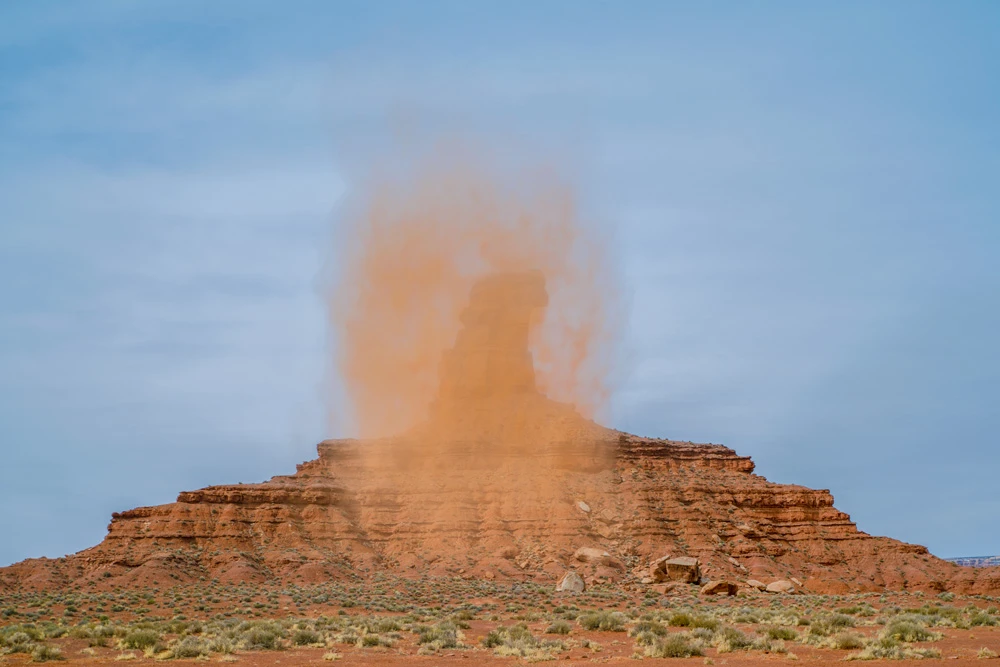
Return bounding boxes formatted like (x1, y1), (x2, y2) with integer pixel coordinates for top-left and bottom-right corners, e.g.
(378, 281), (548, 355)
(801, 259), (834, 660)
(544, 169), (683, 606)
(1, 1), (998, 566)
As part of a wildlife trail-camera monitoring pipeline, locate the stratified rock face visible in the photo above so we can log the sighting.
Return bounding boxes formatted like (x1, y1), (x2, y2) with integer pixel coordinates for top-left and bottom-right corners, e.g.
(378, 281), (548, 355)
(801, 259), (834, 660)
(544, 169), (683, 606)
(3, 272), (999, 595)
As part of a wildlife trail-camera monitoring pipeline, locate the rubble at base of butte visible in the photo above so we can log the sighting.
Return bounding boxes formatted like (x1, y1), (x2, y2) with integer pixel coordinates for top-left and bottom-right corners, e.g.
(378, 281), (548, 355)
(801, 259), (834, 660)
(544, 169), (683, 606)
(3, 270), (999, 597)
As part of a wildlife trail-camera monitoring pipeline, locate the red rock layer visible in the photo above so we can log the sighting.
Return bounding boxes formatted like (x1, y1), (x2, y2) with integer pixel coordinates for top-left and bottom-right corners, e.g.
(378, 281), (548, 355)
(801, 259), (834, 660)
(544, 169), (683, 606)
(2, 431), (998, 595)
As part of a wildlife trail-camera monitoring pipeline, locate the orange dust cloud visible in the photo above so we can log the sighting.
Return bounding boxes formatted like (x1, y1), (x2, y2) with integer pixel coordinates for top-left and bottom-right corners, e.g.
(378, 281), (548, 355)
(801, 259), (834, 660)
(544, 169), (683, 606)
(328, 150), (623, 444)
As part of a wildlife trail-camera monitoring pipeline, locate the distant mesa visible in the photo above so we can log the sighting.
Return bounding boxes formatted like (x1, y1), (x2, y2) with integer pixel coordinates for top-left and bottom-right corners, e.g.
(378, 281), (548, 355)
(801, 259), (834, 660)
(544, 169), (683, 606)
(2, 271), (999, 596)
(947, 556), (1000, 568)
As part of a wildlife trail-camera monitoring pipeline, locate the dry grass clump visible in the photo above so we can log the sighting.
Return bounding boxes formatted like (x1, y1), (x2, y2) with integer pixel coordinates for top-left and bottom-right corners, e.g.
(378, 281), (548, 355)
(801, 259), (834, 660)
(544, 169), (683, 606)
(577, 610), (627, 632)
(829, 631), (866, 650)
(414, 620), (461, 653)
(978, 647), (998, 659)
(483, 624), (565, 660)
(120, 629), (161, 651)
(544, 620), (571, 635)
(642, 632), (704, 658)
(764, 625), (798, 641)
(845, 637), (941, 661)
(29, 644), (64, 662)
(667, 612), (720, 630)
(880, 618), (942, 643)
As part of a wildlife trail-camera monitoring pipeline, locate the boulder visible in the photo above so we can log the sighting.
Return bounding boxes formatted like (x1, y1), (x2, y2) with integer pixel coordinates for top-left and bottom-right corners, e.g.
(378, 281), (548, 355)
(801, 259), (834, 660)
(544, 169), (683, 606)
(766, 579), (796, 594)
(664, 556), (700, 583)
(700, 580), (739, 596)
(574, 547), (611, 563)
(576, 500), (591, 513)
(648, 555), (673, 582)
(745, 579), (768, 591)
(556, 571), (586, 593)
(651, 582), (679, 595)
(573, 547), (623, 570)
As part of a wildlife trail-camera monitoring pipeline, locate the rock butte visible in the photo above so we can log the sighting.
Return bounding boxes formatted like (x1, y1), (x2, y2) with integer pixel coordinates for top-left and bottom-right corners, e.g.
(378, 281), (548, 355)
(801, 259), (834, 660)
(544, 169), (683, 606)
(3, 271), (998, 595)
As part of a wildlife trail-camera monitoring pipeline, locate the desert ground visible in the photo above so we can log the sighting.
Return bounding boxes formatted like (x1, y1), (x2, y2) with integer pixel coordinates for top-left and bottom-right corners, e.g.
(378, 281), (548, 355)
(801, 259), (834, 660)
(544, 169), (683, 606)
(2, 576), (999, 665)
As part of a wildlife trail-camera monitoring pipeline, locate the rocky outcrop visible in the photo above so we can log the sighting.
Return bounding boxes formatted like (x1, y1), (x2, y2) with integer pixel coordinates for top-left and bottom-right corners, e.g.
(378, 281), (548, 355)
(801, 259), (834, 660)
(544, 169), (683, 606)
(3, 271), (999, 595)
(557, 571), (586, 593)
(701, 580), (739, 596)
(4, 428), (998, 595)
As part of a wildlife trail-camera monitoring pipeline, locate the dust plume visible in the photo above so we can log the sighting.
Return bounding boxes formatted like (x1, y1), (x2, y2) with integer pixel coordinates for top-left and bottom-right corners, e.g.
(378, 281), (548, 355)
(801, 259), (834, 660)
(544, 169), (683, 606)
(328, 149), (623, 447)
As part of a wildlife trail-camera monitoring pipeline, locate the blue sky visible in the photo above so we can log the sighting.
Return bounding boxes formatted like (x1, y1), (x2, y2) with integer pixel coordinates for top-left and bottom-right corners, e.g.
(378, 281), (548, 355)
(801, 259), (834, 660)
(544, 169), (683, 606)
(1, 1), (998, 566)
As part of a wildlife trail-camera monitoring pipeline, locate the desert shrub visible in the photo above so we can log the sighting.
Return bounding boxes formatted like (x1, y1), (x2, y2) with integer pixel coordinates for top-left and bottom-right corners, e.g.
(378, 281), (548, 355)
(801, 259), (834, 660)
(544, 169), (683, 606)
(30, 644), (64, 662)
(732, 608), (762, 624)
(765, 626), (798, 641)
(578, 610), (627, 632)
(629, 621), (668, 638)
(416, 621), (459, 650)
(545, 620), (572, 635)
(240, 625), (281, 650)
(170, 636), (209, 659)
(359, 634), (380, 647)
(840, 605), (875, 617)
(292, 629), (321, 646)
(483, 624), (565, 660)
(668, 613), (693, 627)
(121, 629), (160, 650)
(371, 618), (401, 633)
(3, 631), (36, 653)
(882, 619), (941, 643)
(970, 612), (997, 627)
(691, 627), (715, 642)
(978, 647), (998, 659)
(845, 636), (941, 661)
(691, 615), (720, 631)
(208, 637), (235, 654)
(828, 613), (856, 629)
(831, 632), (866, 650)
(714, 626), (754, 653)
(645, 632), (704, 658)
(334, 630), (359, 645)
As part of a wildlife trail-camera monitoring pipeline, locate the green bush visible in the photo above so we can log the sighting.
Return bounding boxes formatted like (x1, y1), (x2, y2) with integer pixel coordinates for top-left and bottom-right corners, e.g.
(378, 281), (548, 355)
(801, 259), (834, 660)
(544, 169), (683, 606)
(122, 629), (161, 650)
(765, 626), (798, 641)
(692, 615), (720, 631)
(970, 612), (997, 627)
(646, 632), (703, 658)
(545, 620), (572, 635)
(629, 621), (668, 638)
(832, 632), (865, 650)
(577, 610), (627, 632)
(170, 636), (209, 659)
(416, 621), (458, 649)
(293, 629), (321, 646)
(3, 631), (35, 653)
(241, 626), (281, 650)
(30, 644), (64, 662)
(882, 620), (940, 643)
(714, 626), (754, 653)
